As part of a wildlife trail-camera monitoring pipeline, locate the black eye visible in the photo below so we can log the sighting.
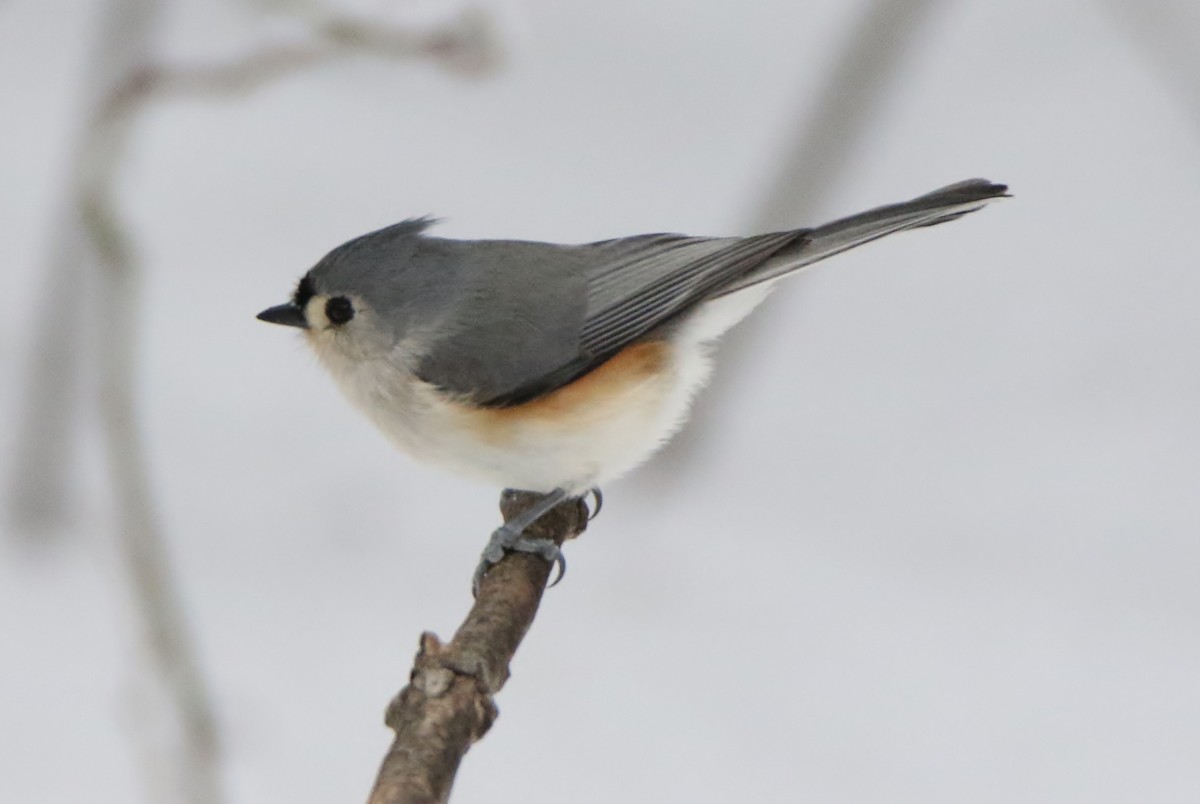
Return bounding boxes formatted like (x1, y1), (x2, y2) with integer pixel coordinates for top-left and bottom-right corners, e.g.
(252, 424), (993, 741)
(325, 296), (354, 325)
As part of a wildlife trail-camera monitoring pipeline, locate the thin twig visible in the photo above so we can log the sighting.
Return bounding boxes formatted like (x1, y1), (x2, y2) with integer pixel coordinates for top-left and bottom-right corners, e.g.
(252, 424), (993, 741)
(367, 491), (589, 804)
(116, 9), (499, 103)
(82, 62), (227, 804)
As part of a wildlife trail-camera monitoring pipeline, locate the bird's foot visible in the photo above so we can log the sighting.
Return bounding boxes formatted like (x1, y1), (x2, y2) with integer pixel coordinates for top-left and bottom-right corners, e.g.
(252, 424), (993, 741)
(472, 522), (567, 595)
(472, 488), (571, 596)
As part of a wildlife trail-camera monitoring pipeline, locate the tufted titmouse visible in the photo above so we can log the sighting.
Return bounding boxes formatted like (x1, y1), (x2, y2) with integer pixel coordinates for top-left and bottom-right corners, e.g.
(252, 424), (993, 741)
(258, 179), (1007, 587)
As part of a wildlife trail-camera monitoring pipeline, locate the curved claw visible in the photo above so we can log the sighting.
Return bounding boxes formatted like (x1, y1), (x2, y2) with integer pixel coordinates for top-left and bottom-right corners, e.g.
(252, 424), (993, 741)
(546, 550), (567, 587)
(585, 487), (603, 521)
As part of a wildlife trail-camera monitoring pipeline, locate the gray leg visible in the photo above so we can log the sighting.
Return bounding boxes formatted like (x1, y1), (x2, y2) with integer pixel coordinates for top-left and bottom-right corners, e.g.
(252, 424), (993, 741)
(473, 488), (569, 595)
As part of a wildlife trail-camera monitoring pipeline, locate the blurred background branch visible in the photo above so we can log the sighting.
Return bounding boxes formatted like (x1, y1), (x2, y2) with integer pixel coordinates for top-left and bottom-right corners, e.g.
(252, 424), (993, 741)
(7, 0), (162, 536)
(9, 3), (499, 538)
(1100, 0), (1200, 129)
(748, 0), (942, 230)
(648, 0), (940, 486)
(120, 7), (497, 99)
(7, 3), (501, 802)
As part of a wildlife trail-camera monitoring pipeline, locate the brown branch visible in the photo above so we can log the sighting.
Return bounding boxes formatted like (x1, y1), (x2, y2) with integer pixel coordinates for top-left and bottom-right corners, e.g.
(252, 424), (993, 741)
(367, 491), (589, 804)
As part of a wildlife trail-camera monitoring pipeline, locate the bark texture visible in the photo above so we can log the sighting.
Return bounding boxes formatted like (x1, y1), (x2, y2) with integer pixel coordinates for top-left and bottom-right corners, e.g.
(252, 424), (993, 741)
(367, 490), (588, 804)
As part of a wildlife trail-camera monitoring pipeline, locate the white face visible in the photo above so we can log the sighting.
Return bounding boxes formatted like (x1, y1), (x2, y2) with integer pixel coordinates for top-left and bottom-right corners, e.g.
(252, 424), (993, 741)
(301, 293), (350, 331)
(301, 291), (396, 364)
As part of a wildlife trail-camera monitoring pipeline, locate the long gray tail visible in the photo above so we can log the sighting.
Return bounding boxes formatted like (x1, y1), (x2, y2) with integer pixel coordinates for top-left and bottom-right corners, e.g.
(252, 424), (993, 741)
(718, 178), (1008, 296)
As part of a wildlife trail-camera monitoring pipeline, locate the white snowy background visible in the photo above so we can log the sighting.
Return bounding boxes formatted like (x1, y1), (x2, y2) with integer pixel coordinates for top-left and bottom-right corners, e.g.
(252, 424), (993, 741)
(3, 1), (1199, 802)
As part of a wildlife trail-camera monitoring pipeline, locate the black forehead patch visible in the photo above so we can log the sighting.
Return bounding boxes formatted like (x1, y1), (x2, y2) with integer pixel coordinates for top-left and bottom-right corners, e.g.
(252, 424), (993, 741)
(293, 274), (315, 308)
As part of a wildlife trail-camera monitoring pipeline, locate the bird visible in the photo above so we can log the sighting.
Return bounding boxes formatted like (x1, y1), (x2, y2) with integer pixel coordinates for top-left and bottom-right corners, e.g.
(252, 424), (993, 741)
(257, 178), (1008, 589)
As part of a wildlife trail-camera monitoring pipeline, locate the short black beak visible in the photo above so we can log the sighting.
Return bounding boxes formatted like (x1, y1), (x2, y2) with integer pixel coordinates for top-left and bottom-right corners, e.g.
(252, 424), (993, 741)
(256, 303), (309, 329)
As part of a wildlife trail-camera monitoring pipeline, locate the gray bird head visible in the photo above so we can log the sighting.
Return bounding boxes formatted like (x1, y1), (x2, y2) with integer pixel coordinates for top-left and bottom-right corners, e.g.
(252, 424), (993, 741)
(257, 217), (448, 363)
(257, 214), (596, 407)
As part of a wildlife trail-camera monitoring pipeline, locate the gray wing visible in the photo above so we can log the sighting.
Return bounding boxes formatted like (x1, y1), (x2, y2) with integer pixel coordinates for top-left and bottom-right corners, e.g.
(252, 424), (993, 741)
(576, 230), (806, 359)
(411, 239), (590, 405)
(417, 231), (805, 406)
(574, 180), (1007, 363)
(419, 178), (1008, 406)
